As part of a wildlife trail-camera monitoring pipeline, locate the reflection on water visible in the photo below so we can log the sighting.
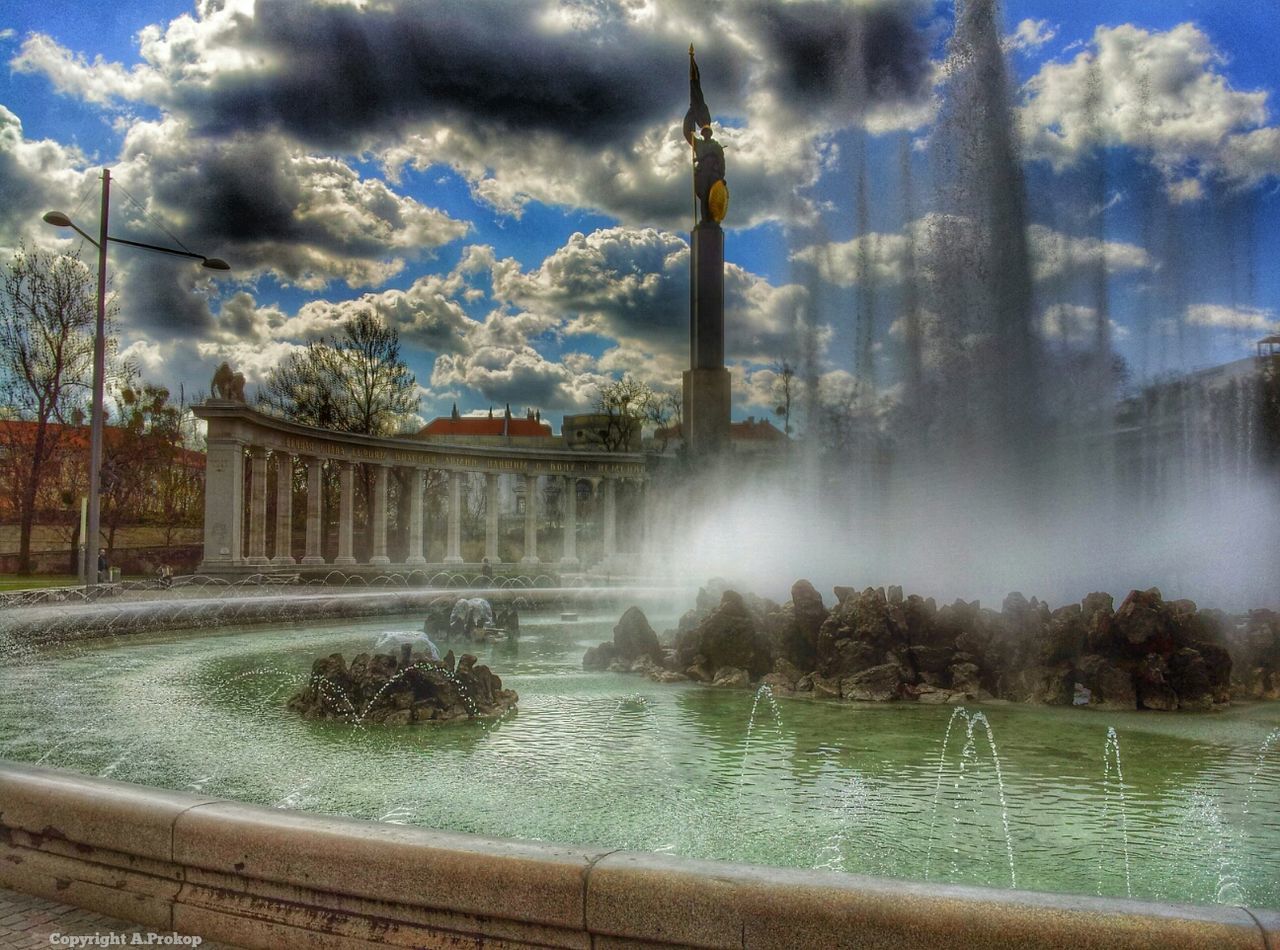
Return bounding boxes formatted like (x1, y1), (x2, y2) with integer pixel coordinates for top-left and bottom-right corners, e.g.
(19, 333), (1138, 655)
(1, 608), (1278, 908)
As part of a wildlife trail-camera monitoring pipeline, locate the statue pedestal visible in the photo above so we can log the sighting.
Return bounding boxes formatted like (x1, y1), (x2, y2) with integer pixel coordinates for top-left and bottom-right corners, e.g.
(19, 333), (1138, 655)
(683, 368), (731, 456)
(684, 221), (730, 457)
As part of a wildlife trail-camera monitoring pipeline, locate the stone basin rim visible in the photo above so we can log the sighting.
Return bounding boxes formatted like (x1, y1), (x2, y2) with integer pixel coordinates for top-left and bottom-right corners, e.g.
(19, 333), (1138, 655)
(0, 760), (1275, 950)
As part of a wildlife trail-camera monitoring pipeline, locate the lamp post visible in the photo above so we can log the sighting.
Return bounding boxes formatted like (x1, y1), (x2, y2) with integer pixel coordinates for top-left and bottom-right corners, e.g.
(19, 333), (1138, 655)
(44, 167), (229, 587)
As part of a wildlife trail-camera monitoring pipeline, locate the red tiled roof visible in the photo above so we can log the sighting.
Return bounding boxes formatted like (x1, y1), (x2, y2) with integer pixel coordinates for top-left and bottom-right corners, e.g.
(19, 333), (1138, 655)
(655, 418), (789, 442)
(0, 420), (204, 466)
(419, 416), (553, 438)
(731, 417), (788, 441)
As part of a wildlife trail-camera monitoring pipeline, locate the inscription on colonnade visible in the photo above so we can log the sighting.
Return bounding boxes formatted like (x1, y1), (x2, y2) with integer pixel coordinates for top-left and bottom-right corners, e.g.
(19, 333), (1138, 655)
(278, 435), (645, 477)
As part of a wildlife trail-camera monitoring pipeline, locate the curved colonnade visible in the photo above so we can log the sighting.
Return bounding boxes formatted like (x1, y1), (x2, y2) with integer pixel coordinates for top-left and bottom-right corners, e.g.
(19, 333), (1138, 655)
(193, 401), (649, 575)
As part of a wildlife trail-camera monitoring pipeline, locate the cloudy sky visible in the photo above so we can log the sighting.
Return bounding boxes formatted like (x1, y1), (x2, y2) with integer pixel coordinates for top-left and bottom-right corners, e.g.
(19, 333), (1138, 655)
(2, 0), (1278, 430)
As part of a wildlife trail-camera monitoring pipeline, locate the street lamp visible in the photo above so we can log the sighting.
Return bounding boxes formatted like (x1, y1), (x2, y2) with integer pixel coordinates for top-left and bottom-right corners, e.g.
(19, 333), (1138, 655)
(44, 167), (228, 587)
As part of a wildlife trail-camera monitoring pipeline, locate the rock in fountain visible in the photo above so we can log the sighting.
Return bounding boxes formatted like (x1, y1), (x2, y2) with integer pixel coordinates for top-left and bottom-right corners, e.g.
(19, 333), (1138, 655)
(422, 597), (520, 644)
(591, 580), (1278, 711)
(583, 606), (685, 683)
(288, 646), (517, 724)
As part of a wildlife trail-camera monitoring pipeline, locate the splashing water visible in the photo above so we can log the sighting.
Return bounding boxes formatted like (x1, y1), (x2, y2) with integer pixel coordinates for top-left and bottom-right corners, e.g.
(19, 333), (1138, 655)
(924, 706), (1017, 889)
(1244, 728), (1280, 818)
(1100, 726), (1132, 898)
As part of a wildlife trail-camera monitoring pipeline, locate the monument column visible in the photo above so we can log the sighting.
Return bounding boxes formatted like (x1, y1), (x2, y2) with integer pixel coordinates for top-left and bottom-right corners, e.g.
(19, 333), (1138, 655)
(272, 453), (295, 565)
(406, 467), (427, 566)
(560, 475), (579, 569)
(301, 457), (325, 565)
(370, 463), (390, 566)
(247, 447), (270, 565)
(683, 221), (731, 457)
(602, 476), (617, 560)
(681, 47), (731, 458)
(444, 471), (464, 565)
(199, 436), (245, 569)
(484, 472), (502, 565)
(521, 473), (540, 566)
(335, 461), (357, 566)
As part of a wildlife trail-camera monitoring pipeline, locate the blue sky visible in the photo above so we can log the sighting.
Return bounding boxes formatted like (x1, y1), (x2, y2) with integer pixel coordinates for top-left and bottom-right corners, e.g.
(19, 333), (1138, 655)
(2, 0), (1277, 430)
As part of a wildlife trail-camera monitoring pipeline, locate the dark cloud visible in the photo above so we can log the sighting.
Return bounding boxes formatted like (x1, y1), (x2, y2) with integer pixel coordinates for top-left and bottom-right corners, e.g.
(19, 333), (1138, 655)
(180, 0), (703, 147)
(154, 1), (930, 151)
(117, 121), (468, 288)
(748, 0), (934, 112)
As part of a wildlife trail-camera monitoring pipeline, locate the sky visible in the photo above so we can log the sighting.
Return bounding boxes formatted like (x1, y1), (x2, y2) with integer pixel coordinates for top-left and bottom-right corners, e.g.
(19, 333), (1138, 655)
(2, 0), (1278, 432)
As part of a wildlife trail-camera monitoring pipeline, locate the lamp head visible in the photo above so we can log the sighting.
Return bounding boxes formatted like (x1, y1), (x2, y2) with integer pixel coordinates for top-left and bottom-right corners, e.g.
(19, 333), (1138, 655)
(201, 258), (231, 271)
(43, 211), (73, 228)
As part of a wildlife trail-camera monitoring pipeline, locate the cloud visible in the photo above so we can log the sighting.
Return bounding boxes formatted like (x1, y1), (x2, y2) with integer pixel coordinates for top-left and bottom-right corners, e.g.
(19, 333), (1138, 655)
(1018, 23), (1280, 192)
(487, 225), (810, 363)
(1005, 19), (1057, 54)
(12, 0), (937, 228)
(115, 118), (469, 291)
(1185, 303), (1278, 333)
(1038, 303), (1127, 344)
(430, 345), (607, 410)
(793, 215), (1153, 287)
(0, 106), (94, 250)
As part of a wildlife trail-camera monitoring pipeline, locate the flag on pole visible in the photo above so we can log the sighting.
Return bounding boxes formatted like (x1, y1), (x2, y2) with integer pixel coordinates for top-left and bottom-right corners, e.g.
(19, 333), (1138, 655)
(684, 45), (711, 147)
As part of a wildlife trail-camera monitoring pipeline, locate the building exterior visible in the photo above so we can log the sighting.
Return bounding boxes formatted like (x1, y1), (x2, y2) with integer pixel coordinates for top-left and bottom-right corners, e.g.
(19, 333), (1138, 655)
(192, 400), (648, 575)
(652, 416), (790, 456)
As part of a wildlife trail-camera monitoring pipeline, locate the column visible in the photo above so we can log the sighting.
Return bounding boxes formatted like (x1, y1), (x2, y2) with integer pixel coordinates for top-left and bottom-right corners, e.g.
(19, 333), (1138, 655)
(521, 473), (540, 566)
(301, 457), (325, 565)
(444, 471), (463, 565)
(247, 447), (269, 565)
(559, 475), (579, 569)
(335, 461), (356, 566)
(370, 463), (390, 565)
(199, 437), (244, 569)
(602, 476), (617, 560)
(406, 467), (427, 566)
(484, 472), (502, 565)
(272, 453), (295, 565)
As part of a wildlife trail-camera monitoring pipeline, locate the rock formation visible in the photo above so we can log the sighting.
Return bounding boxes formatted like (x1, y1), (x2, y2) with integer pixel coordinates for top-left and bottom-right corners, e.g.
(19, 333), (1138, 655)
(288, 645), (517, 724)
(586, 580), (1278, 711)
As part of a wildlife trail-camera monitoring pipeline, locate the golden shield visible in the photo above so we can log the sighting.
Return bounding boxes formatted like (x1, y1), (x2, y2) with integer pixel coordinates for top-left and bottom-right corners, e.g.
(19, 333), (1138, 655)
(709, 180), (729, 222)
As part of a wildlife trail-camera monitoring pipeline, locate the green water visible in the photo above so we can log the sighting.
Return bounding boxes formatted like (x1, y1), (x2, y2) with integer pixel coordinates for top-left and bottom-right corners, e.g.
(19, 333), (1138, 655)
(1, 608), (1277, 908)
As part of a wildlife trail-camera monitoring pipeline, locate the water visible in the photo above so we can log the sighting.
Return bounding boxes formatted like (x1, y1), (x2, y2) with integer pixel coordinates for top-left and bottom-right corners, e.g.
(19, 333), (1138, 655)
(1, 610), (1278, 907)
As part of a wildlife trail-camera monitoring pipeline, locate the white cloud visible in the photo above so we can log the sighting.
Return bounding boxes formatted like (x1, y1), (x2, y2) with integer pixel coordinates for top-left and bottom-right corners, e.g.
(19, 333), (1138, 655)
(1005, 19), (1057, 54)
(1185, 303), (1278, 332)
(1038, 303), (1127, 344)
(1018, 23), (1280, 192)
(794, 215), (1153, 287)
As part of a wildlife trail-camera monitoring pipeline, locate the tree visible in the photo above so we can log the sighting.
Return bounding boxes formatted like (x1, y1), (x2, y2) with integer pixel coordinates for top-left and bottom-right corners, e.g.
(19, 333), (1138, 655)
(591, 376), (653, 452)
(645, 388), (682, 455)
(1262, 353), (1280, 470)
(100, 380), (198, 551)
(0, 245), (104, 574)
(259, 310), (418, 436)
(772, 359), (796, 436)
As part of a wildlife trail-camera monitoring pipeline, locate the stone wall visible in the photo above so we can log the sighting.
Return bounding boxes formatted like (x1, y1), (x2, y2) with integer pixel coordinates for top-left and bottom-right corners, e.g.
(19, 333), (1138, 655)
(0, 762), (1274, 949)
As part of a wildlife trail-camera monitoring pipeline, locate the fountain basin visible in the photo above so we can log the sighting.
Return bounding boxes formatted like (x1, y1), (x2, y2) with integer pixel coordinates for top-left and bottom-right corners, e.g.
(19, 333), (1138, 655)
(0, 760), (1274, 949)
(1, 602), (1278, 946)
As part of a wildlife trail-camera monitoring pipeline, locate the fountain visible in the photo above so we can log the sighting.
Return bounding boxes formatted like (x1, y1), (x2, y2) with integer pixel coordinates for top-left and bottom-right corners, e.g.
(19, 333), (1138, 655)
(1, 0), (1278, 944)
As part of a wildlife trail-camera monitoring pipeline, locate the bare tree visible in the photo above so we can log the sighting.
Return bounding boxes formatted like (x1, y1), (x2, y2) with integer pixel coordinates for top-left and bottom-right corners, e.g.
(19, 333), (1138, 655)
(259, 310), (418, 436)
(589, 376), (653, 452)
(0, 245), (104, 573)
(772, 359), (796, 436)
(645, 388), (683, 454)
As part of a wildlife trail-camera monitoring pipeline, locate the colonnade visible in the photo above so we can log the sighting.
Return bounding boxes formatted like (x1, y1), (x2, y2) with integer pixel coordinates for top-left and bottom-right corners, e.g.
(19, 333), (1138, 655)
(195, 405), (651, 576)
(234, 454), (639, 571)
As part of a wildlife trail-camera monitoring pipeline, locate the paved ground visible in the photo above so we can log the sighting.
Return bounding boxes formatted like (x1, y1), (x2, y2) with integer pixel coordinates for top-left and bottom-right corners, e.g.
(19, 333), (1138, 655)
(0, 888), (240, 949)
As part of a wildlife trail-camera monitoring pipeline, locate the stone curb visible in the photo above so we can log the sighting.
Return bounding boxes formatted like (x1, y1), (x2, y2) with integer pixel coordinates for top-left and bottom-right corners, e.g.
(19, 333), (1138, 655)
(0, 761), (1274, 949)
